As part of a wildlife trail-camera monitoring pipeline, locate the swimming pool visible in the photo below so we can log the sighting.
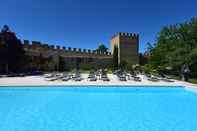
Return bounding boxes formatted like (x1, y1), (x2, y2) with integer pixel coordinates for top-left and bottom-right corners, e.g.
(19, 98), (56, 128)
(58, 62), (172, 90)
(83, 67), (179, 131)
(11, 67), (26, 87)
(0, 86), (197, 131)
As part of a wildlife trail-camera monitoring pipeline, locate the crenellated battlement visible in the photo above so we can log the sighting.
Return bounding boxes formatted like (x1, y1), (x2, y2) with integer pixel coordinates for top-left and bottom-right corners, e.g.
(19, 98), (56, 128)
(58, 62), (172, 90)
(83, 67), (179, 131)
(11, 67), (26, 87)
(19, 32), (139, 70)
(22, 40), (112, 56)
(111, 32), (139, 40)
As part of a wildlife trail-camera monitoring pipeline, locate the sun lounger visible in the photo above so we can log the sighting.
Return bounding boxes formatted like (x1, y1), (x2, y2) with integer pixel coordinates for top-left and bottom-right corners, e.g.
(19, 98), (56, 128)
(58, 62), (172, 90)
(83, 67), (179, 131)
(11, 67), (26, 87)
(44, 73), (54, 78)
(74, 77), (83, 81)
(89, 77), (97, 81)
(133, 76), (142, 82)
(62, 76), (70, 81)
(147, 76), (159, 82)
(45, 77), (59, 81)
(161, 78), (174, 82)
(102, 77), (110, 81)
(154, 74), (174, 82)
(119, 76), (127, 81)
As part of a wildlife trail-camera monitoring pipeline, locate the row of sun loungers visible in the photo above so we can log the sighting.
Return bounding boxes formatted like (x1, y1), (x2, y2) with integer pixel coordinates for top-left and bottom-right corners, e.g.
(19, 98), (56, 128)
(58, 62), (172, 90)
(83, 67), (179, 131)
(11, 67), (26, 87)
(114, 70), (142, 82)
(114, 69), (174, 82)
(145, 74), (174, 82)
(44, 72), (83, 81)
(43, 70), (174, 83)
(87, 69), (110, 81)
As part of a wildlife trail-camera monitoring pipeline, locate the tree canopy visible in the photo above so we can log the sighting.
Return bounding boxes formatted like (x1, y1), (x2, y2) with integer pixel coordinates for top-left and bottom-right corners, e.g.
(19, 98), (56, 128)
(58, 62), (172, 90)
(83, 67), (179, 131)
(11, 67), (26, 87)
(96, 43), (108, 53)
(148, 18), (197, 76)
(0, 25), (24, 73)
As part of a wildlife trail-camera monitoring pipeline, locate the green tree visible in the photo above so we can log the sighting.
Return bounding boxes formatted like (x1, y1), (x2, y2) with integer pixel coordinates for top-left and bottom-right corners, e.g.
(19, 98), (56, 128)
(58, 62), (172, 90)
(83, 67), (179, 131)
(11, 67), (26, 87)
(59, 56), (66, 71)
(148, 18), (197, 76)
(112, 45), (118, 70)
(0, 25), (25, 73)
(96, 43), (108, 53)
(119, 60), (128, 70)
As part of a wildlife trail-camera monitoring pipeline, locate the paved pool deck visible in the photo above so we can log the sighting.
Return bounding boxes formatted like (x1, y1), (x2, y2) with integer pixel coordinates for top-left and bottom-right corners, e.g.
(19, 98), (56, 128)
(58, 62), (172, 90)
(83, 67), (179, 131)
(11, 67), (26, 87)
(0, 74), (196, 89)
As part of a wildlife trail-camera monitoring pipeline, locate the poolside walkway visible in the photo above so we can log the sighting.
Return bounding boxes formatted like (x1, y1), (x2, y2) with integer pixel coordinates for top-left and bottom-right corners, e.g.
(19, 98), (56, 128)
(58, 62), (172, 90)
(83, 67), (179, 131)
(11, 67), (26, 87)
(0, 74), (197, 89)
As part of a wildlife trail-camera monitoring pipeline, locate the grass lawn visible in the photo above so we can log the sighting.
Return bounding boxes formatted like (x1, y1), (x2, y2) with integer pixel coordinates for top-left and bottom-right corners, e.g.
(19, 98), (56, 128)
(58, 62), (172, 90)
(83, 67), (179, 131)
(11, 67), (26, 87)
(170, 75), (197, 84)
(189, 78), (197, 84)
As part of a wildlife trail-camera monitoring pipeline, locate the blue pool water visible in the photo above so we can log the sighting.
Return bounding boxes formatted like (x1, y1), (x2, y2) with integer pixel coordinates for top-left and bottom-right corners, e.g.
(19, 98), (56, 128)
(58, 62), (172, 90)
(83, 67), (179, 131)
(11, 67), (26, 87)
(0, 86), (197, 131)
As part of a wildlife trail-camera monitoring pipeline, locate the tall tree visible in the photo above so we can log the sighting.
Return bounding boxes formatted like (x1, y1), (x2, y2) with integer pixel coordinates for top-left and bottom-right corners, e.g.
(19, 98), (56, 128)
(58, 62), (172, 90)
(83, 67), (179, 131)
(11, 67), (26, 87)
(58, 56), (66, 71)
(148, 18), (197, 76)
(96, 43), (108, 53)
(112, 45), (119, 70)
(0, 25), (24, 73)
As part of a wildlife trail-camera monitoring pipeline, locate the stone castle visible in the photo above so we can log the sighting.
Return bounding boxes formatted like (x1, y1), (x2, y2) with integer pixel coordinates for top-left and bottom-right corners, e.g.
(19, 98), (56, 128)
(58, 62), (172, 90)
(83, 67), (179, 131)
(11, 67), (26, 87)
(23, 32), (139, 71)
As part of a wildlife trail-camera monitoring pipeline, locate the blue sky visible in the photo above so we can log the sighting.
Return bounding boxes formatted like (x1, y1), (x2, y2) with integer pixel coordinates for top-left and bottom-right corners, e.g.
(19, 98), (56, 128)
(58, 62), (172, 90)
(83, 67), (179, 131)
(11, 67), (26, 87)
(0, 0), (196, 52)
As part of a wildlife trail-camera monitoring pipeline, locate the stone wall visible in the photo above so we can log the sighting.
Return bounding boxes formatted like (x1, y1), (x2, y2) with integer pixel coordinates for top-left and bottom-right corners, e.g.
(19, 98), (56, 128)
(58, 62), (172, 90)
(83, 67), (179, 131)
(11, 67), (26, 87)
(22, 31), (139, 71)
(23, 40), (113, 70)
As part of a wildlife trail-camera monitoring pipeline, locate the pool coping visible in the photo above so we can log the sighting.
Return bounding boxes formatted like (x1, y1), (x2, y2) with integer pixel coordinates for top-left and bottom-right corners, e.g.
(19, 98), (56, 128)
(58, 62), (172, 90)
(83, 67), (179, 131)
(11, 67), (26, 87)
(0, 85), (185, 88)
(2, 85), (197, 94)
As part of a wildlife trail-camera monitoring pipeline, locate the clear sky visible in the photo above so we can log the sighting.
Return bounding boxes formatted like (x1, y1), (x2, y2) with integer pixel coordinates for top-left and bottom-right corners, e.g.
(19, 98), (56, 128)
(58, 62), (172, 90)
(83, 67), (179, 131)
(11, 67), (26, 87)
(0, 0), (196, 52)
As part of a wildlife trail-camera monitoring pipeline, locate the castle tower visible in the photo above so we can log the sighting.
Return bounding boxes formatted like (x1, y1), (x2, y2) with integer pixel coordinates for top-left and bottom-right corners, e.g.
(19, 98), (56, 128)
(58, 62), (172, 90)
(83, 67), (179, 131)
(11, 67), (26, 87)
(110, 32), (139, 65)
